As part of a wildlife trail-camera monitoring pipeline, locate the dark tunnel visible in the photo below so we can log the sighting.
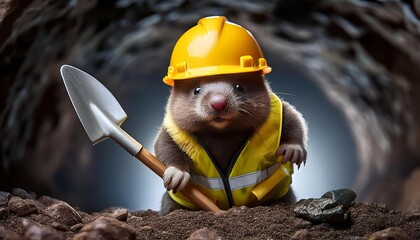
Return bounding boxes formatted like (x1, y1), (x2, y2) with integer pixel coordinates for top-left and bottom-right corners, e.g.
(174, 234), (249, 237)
(1, 0), (419, 212)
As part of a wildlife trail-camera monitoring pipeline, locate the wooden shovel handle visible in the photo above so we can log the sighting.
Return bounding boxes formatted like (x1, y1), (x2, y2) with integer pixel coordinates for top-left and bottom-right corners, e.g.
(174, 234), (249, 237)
(135, 148), (221, 213)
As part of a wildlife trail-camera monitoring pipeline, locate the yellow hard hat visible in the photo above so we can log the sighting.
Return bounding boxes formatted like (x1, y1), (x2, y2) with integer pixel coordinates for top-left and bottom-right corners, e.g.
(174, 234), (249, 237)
(163, 16), (271, 86)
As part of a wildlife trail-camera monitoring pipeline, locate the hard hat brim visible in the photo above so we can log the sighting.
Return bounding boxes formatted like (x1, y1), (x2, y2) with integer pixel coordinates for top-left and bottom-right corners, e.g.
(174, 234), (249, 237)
(163, 65), (271, 86)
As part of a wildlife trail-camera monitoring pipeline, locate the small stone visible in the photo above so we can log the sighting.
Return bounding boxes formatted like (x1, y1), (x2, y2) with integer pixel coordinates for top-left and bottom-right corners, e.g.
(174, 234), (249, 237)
(70, 223), (85, 232)
(22, 219), (66, 240)
(228, 205), (248, 214)
(404, 207), (420, 221)
(138, 225), (153, 231)
(0, 191), (12, 207)
(238, 205), (248, 210)
(293, 198), (349, 223)
(291, 229), (312, 240)
(37, 195), (59, 207)
(51, 222), (70, 232)
(292, 218), (312, 229)
(321, 189), (357, 207)
(187, 227), (222, 240)
(44, 201), (83, 227)
(214, 210), (228, 217)
(8, 196), (38, 217)
(0, 207), (9, 220)
(73, 216), (136, 240)
(111, 208), (128, 221)
(0, 224), (20, 240)
(368, 227), (409, 240)
(79, 211), (95, 224)
(127, 214), (143, 223)
(11, 188), (35, 200)
(377, 203), (389, 213)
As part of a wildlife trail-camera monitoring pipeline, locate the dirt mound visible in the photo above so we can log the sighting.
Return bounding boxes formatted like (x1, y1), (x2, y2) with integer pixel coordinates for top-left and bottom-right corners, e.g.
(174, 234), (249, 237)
(1, 189), (419, 239)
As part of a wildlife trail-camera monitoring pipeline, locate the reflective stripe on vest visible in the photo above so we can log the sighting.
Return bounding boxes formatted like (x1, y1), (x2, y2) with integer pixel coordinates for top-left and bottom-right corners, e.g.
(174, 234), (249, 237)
(192, 163), (280, 191)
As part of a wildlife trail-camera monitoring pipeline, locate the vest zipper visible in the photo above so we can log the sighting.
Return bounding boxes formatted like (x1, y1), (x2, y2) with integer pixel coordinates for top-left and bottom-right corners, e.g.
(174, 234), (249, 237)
(224, 141), (247, 207)
(196, 136), (248, 208)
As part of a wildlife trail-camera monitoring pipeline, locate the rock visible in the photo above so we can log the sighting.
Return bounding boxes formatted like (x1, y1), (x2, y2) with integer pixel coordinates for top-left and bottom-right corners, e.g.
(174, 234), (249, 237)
(79, 211), (95, 224)
(404, 207), (420, 221)
(70, 223), (85, 232)
(228, 205), (248, 214)
(291, 229), (312, 240)
(44, 201), (83, 227)
(22, 218), (66, 240)
(0, 207), (9, 220)
(8, 196), (38, 217)
(11, 188), (35, 200)
(322, 189), (357, 207)
(0, 191), (12, 207)
(292, 218), (312, 229)
(0, 224), (20, 240)
(187, 227), (222, 240)
(293, 189), (357, 224)
(368, 227), (409, 240)
(293, 198), (349, 223)
(37, 196), (59, 207)
(73, 216), (136, 240)
(51, 222), (70, 232)
(214, 210), (228, 216)
(111, 208), (128, 222)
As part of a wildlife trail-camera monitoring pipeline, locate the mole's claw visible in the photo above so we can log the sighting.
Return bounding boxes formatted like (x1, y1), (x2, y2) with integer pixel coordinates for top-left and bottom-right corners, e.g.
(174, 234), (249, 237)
(163, 166), (190, 193)
(277, 144), (306, 167)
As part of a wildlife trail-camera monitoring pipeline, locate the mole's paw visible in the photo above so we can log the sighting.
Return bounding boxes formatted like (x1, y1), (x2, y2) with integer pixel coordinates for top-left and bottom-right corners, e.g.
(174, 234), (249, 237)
(275, 144), (307, 169)
(163, 166), (190, 193)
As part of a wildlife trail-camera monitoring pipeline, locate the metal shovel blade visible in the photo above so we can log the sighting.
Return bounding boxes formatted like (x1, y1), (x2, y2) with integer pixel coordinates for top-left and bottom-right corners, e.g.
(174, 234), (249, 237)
(60, 65), (127, 144)
(60, 65), (220, 213)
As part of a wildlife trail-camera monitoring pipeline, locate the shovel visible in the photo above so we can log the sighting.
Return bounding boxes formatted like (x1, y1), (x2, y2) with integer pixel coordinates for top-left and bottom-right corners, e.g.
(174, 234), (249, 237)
(60, 65), (220, 213)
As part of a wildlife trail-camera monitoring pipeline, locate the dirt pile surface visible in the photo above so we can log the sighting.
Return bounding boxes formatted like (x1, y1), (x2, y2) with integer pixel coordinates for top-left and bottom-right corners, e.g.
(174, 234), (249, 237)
(1, 189), (420, 239)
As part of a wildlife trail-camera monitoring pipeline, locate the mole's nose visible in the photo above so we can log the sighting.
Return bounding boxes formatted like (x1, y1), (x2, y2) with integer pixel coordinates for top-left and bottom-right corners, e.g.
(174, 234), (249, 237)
(210, 95), (228, 111)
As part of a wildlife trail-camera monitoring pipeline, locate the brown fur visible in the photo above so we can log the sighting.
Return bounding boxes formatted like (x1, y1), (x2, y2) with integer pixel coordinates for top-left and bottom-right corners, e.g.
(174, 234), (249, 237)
(154, 72), (308, 215)
(281, 101), (308, 159)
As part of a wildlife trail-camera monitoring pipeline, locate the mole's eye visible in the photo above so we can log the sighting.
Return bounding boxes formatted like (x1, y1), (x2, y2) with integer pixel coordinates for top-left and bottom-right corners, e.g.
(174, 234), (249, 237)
(234, 84), (244, 93)
(194, 87), (201, 95)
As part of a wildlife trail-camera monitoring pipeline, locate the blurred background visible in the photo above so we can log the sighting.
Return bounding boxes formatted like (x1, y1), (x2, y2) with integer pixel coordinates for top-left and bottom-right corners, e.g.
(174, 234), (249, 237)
(1, 0), (419, 213)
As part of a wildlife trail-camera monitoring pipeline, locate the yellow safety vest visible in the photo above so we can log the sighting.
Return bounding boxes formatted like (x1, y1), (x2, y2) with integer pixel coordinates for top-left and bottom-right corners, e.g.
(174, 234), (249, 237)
(163, 93), (293, 210)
